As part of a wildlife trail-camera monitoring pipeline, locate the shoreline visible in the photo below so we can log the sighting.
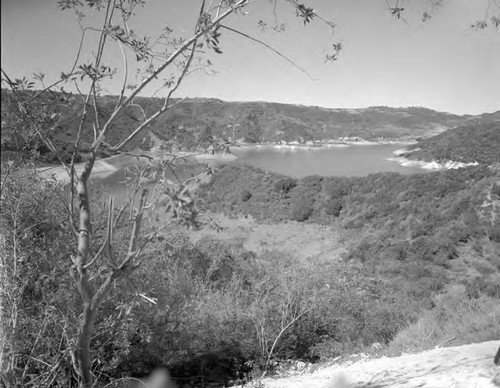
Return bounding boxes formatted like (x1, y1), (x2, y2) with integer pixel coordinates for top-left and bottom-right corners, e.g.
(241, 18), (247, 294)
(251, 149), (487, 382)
(386, 155), (479, 170)
(35, 138), (439, 183)
(37, 159), (120, 184)
(36, 150), (238, 184)
(235, 138), (417, 152)
(387, 145), (480, 170)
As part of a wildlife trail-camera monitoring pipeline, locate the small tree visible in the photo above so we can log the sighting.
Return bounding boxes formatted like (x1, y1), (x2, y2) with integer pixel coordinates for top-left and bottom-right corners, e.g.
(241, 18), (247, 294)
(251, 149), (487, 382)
(247, 261), (324, 375)
(2, 1), (497, 386)
(1, 1), (337, 386)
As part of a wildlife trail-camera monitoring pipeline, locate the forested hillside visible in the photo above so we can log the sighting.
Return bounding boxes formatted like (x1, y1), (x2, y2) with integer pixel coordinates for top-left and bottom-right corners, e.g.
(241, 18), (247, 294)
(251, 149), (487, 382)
(199, 164), (500, 299)
(5, 163), (498, 386)
(401, 121), (500, 164)
(2, 89), (487, 161)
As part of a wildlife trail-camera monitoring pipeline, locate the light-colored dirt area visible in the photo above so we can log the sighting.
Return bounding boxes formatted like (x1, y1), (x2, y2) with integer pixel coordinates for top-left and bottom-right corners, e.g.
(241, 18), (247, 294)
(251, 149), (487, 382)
(36, 149), (236, 185)
(38, 158), (119, 183)
(478, 180), (500, 229)
(260, 341), (500, 388)
(188, 214), (346, 261)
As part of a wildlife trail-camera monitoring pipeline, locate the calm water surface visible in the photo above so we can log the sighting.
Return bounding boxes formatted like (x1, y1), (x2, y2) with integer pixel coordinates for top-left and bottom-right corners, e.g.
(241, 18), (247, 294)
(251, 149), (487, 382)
(232, 143), (425, 178)
(99, 143), (425, 200)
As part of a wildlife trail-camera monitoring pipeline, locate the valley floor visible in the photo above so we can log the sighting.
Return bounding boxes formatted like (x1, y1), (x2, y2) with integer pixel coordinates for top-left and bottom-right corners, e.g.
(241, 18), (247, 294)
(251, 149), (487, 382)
(189, 214), (345, 262)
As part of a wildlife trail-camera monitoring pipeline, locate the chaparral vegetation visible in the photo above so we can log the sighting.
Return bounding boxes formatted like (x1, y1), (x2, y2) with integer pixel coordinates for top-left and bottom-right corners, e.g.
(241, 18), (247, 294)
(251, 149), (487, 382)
(1, 1), (499, 388)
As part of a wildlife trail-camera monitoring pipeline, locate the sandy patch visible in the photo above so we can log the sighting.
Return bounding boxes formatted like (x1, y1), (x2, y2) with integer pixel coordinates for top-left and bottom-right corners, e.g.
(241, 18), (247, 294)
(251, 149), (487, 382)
(37, 159), (118, 183)
(35, 149), (235, 184)
(261, 341), (500, 388)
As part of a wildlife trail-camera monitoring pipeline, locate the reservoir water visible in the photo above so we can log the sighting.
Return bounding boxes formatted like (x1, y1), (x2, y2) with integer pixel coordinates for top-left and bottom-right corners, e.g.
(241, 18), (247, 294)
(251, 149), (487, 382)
(232, 143), (425, 178)
(71, 143), (425, 201)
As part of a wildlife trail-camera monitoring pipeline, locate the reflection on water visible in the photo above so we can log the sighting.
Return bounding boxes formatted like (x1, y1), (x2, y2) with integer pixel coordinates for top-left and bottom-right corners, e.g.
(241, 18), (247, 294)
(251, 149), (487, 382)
(232, 144), (426, 178)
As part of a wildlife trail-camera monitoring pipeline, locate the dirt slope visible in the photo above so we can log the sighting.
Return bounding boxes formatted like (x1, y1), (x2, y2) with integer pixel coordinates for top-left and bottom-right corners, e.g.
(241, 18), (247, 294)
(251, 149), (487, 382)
(262, 341), (500, 388)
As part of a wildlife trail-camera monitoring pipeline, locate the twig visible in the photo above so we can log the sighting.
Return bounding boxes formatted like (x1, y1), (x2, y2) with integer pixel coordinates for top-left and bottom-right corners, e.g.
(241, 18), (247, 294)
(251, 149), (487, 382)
(220, 25), (316, 80)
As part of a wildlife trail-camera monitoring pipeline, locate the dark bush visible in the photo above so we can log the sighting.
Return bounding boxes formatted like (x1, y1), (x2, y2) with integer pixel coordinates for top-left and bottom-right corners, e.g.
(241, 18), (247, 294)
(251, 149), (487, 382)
(290, 196), (313, 222)
(274, 178), (297, 195)
(241, 189), (252, 202)
(324, 197), (343, 217)
(491, 223), (500, 243)
(492, 183), (500, 197)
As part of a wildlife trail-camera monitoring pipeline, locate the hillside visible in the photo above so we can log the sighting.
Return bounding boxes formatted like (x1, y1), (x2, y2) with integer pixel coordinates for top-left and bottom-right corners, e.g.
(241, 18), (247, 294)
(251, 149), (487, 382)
(2, 89), (492, 161)
(199, 163), (500, 298)
(401, 120), (500, 165)
(192, 162), (500, 385)
(149, 100), (467, 144)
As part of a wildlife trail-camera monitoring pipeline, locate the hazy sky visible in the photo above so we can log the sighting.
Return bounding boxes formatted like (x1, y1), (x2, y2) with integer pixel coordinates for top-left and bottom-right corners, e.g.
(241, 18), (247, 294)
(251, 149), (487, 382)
(2, 0), (499, 114)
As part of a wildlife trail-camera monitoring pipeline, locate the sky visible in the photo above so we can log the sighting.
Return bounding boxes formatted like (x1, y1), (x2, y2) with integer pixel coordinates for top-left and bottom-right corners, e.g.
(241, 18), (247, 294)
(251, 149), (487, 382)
(1, 0), (499, 115)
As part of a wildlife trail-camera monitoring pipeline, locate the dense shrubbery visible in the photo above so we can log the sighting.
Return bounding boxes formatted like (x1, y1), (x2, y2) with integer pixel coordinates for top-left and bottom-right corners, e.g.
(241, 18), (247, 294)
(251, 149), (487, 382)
(2, 168), (423, 387)
(198, 164), (500, 310)
(1, 169), (81, 386)
(110, 240), (415, 382)
(3, 159), (500, 386)
(403, 121), (500, 165)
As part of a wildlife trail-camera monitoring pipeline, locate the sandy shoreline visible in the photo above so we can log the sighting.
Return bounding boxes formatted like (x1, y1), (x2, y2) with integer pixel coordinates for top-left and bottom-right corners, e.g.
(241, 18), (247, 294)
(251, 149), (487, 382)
(237, 139), (416, 152)
(386, 156), (479, 170)
(36, 150), (238, 184)
(386, 145), (480, 171)
(37, 159), (119, 183)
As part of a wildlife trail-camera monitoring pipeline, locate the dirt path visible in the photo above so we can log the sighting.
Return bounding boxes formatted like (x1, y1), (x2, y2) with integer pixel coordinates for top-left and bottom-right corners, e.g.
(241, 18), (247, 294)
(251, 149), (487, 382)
(478, 180), (500, 229)
(261, 341), (500, 388)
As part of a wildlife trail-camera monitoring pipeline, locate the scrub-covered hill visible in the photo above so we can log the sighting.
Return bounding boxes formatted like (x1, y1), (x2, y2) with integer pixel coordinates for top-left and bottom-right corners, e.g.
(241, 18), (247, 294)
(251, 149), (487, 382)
(401, 120), (500, 165)
(2, 89), (491, 162)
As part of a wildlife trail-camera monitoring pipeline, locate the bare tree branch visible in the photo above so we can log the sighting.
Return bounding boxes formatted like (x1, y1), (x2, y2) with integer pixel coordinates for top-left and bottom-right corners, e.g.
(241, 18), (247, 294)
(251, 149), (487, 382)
(111, 37), (198, 151)
(93, 0), (250, 152)
(220, 24), (316, 80)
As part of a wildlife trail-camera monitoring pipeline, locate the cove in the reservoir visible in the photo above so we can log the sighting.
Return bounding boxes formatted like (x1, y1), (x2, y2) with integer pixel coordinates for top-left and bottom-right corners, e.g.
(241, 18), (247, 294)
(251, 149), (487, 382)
(231, 143), (427, 178)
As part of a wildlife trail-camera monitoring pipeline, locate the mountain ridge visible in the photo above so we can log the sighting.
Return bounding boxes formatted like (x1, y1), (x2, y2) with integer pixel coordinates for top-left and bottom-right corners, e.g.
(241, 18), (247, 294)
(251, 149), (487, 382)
(2, 89), (498, 160)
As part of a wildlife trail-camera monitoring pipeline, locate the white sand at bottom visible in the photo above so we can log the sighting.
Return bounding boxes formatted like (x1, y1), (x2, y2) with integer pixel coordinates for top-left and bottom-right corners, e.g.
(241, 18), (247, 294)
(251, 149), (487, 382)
(262, 341), (500, 388)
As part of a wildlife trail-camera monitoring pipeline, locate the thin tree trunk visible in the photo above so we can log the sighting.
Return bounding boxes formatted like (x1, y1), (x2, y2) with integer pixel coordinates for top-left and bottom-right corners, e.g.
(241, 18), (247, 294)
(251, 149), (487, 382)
(77, 303), (96, 388)
(72, 156), (97, 388)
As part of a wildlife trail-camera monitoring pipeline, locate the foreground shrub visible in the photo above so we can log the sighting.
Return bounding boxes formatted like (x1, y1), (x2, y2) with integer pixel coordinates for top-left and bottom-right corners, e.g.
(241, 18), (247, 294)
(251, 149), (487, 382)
(0, 168), (148, 387)
(0, 168), (80, 386)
